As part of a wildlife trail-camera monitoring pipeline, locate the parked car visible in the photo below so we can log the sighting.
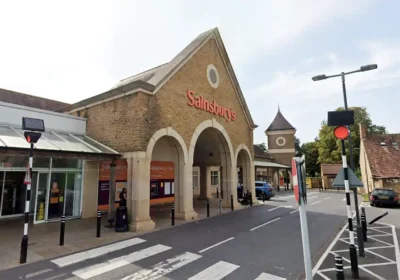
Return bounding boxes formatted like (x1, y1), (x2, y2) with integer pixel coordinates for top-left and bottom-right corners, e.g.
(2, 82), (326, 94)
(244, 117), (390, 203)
(370, 188), (399, 207)
(255, 181), (274, 200)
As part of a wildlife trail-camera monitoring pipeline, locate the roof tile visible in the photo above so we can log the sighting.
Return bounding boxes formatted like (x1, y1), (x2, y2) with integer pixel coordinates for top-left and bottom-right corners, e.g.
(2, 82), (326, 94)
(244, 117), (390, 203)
(364, 134), (400, 178)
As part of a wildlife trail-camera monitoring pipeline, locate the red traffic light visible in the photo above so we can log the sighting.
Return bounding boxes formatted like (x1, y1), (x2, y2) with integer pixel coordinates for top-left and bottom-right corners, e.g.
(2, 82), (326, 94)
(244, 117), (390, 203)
(24, 131), (42, 143)
(334, 126), (349, 140)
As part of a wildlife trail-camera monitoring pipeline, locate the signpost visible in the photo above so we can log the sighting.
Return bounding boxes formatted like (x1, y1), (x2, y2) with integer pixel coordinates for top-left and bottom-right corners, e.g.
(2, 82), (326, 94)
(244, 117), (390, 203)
(292, 155), (312, 280)
(20, 117), (44, 264)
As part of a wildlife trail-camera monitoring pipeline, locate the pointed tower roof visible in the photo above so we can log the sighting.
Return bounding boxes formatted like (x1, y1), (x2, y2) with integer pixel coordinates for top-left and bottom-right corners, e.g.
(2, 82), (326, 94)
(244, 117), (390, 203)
(265, 108), (295, 132)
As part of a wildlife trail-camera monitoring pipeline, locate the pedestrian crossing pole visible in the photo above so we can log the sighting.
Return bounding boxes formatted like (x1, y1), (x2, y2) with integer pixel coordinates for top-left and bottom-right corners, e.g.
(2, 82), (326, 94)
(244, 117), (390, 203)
(341, 139), (359, 279)
(20, 143), (33, 264)
(20, 117), (45, 264)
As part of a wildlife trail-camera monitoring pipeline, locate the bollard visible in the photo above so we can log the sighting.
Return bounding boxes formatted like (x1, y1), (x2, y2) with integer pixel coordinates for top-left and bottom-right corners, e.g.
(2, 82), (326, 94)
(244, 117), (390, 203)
(96, 211), (101, 238)
(335, 255), (345, 280)
(262, 193), (265, 203)
(219, 199), (222, 214)
(349, 245), (359, 279)
(361, 208), (367, 242)
(230, 195), (234, 211)
(171, 203), (175, 226)
(207, 199), (210, 217)
(59, 215), (66, 246)
(250, 192), (253, 207)
(369, 211), (388, 225)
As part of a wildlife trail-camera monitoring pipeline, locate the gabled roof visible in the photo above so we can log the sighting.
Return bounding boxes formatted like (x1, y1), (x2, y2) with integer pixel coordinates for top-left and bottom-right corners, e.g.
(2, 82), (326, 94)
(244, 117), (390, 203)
(321, 164), (342, 175)
(0, 88), (69, 112)
(265, 108), (295, 132)
(363, 134), (400, 178)
(254, 145), (273, 160)
(65, 28), (257, 129)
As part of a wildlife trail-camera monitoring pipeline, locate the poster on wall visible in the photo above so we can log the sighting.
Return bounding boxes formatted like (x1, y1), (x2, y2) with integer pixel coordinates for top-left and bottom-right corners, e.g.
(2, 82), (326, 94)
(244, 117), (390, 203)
(150, 161), (174, 180)
(97, 159), (127, 211)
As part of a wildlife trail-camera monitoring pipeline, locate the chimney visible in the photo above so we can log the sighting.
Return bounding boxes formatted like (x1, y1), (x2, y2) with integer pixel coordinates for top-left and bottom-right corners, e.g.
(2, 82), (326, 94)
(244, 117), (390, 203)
(359, 123), (367, 139)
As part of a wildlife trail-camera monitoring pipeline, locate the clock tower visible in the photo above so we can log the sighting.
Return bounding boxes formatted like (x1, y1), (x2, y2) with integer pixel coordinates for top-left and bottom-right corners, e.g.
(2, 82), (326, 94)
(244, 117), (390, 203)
(265, 107), (296, 166)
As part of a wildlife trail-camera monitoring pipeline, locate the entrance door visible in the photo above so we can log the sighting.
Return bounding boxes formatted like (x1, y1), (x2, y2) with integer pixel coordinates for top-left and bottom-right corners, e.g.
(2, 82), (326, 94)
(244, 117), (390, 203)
(1, 172), (26, 217)
(34, 173), (49, 224)
(47, 173), (66, 220)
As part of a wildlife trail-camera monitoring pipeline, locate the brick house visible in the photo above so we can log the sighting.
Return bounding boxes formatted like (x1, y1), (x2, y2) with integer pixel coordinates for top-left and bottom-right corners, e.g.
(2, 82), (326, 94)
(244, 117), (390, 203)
(359, 124), (400, 194)
(60, 27), (258, 231)
(254, 108), (296, 188)
(320, 164), (342, 190)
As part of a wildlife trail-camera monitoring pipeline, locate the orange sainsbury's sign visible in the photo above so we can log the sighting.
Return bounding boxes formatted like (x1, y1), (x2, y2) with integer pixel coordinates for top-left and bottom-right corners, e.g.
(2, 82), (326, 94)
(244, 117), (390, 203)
(187, 90), (236, 121)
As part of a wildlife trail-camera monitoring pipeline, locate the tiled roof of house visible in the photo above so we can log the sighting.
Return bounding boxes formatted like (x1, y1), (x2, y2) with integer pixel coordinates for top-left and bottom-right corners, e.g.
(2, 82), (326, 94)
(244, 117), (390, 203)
(254, 144), (273, 160)
(321, 164), (342, 175)
(364, 134), (400, 179)
(0, 88), (69, 111)
(266, 108), (295, 132)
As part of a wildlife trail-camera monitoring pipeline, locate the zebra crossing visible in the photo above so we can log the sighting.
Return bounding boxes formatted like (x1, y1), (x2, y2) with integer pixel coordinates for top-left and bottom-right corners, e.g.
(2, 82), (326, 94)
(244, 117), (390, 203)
(46, 237), (287, 280)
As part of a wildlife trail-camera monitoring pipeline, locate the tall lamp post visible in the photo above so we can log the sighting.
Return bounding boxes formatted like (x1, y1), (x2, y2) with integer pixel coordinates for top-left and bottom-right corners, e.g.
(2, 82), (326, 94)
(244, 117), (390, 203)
(312, 64), (378, 258)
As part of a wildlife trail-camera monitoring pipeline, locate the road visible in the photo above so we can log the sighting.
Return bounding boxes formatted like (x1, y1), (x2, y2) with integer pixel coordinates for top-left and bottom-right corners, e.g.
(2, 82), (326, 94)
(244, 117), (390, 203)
(0, 191), (350, 280)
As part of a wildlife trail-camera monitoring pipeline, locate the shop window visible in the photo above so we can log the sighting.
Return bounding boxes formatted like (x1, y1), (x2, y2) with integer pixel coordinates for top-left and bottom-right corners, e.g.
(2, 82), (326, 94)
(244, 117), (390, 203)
(192, 171), (199, 189)
(211, 171), (219, 186)
(0, 155), (28, 168)
(164, 182), (171, 195)
(150, 182), (159, 198)
(52, 158), (82, 169)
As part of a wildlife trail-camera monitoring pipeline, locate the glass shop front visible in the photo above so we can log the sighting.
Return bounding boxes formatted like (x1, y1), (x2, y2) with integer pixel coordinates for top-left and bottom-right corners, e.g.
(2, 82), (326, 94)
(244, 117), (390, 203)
(0, 155), (83, 224)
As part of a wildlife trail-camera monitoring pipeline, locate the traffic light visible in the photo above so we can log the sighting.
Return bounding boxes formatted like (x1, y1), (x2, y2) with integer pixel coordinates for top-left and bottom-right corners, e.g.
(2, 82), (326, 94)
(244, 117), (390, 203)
(24, 131), (42, 143)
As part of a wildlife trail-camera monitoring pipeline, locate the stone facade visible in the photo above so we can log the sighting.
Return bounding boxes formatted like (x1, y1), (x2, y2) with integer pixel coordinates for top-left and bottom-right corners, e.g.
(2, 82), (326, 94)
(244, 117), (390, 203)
(68, 28), (256, 232)
(72, 38), (254, 159)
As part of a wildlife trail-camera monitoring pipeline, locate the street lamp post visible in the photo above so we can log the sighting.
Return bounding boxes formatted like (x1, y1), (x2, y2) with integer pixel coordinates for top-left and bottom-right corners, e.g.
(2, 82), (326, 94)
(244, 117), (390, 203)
(312, 64), (378, 258)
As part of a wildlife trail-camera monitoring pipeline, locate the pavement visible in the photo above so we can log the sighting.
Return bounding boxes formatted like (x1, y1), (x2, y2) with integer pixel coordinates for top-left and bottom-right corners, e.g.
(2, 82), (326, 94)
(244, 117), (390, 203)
(312, 198), (400, 279)
(0, 190), (352, 280)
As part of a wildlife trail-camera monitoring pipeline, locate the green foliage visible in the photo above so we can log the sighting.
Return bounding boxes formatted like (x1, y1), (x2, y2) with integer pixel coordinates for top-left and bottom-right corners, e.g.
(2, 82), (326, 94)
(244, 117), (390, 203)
(257, 142), (267, 152)
(295, 136), (302, 157)
(299, 141), (320, 177)
(317, 106), (386, 168)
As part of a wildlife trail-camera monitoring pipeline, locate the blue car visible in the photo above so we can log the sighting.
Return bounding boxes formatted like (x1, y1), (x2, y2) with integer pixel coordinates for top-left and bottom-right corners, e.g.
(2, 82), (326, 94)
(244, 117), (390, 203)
(237, 181), (274, 201)
(255, 181), (274, 200)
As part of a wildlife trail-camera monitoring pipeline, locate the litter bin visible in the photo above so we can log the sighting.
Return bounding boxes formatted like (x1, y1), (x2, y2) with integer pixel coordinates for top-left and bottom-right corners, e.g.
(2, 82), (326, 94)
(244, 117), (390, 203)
(115, 206), (128, 232)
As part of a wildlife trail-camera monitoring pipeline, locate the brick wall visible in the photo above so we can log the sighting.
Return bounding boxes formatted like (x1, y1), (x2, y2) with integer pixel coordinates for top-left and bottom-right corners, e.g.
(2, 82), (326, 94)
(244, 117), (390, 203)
(74, 38), (254, 157)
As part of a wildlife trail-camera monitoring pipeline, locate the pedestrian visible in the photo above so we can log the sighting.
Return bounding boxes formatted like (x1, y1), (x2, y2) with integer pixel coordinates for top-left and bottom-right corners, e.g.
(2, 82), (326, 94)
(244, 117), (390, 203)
(119, 187), (127, 207)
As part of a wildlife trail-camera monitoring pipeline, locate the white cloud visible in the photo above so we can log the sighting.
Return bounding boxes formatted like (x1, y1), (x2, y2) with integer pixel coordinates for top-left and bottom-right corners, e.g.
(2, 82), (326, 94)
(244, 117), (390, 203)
(0, 0), (370, 104)
(251, 41), (400, 144)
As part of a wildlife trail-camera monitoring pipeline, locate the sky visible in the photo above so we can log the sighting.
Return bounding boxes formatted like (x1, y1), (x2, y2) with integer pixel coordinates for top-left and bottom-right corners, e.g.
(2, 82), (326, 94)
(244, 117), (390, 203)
(0, 0), (399, 145)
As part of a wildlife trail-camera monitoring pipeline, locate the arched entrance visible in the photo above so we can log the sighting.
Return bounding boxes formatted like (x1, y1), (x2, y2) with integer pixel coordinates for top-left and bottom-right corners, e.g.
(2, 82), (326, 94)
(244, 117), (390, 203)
(235, 144), (255, 200)
(189, 119), (238, 208)
(146, 127), (197, 224)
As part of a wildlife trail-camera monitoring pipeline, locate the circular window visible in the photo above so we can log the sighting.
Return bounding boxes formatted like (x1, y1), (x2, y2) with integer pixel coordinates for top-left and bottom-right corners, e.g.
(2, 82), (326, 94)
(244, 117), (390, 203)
(207, 64), (219, 89)
(276, 137), (286, 147)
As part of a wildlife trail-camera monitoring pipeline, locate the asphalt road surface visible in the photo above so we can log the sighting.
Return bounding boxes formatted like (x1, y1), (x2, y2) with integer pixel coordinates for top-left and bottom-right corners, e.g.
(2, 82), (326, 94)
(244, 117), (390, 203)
(0, 191), (351, 280)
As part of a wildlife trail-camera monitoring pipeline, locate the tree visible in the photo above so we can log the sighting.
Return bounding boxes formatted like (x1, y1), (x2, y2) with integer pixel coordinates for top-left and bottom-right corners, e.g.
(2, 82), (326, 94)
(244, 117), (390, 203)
(300, 141), (320, 177)
(317, 106), (386, 168)
(257, 143), (267, 152)
(295, 136), (302, 157)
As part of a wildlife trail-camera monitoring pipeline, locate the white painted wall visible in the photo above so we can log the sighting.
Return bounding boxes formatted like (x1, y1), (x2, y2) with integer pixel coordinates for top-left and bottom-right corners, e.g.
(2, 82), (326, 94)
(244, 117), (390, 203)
(0, 101), (86, 135)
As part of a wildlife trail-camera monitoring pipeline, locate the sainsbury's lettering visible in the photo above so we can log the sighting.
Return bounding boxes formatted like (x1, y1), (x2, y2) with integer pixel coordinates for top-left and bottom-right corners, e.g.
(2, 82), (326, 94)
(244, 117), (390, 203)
(187, 90), (236, 121)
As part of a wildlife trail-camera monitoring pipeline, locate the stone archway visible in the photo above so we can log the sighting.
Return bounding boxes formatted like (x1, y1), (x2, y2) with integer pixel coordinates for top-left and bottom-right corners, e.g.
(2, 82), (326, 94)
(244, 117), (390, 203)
(188, 119), (238, 208)
(235, 144), (255, 201)
(146, 127), (197, 223)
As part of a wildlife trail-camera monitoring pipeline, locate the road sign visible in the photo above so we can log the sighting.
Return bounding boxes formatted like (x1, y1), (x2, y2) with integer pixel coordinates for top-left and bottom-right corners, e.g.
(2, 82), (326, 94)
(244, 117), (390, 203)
(332, 167), (364, 188)
(24, 164), (30, 184)
(292, 158), (299, 203)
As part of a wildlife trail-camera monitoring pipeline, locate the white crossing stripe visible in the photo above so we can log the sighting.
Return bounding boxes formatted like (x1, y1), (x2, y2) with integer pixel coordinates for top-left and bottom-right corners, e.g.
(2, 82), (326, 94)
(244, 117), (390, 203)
(121, 251), (202, 280)
(52, 237), (146, 267)
(254, 272), (287, 279)
(188, 261), (239, 279)
(72, 244), (171, 279)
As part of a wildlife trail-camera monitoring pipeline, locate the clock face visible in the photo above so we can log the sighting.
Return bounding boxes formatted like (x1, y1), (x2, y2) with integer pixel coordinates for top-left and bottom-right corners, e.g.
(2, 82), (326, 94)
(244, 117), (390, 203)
(276, 136), (286, 147)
